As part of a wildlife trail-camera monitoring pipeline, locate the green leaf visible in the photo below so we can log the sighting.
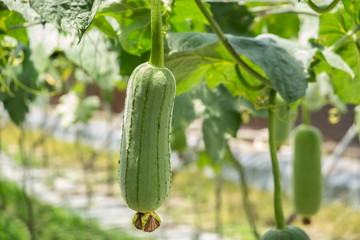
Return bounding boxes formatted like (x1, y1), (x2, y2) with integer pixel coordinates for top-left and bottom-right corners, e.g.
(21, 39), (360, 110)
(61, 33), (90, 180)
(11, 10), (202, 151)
(199, 83), (241, 163)
(168, 0), (210, 32)
(262, 13), (300, 39)
(262, 34), (316, 69)
(76, 96), (100, 124)
(118, 9), (150, 55)
(92, 15), (118, 39)
(98, 0), (151, 55)
(229, 34), (308, 102)
(342, 0), (360, 24)
(209, 2), (254, 36)
(28, 0), (102, 41)
(2, 86), (32, 126)
(1, 0), (38, 21)
(0, 10), (28, 44)
(166, 32), (308, 103)
(165, 40), (222, 94)
(196, 151), (213, 169)
(1, 44), (39, 125)
(320, 49), (354, 77)
(63, 29), (120, 92)
(305, 73), (347, 112)
(27, 23), (59, 73)
(304, 82), (327, 112)
(331, 44), (360, 104)
(119, 49), (150, 77)
(169, 82), (241, 163)
(56, 92), (100, 126)
(167, 32), (218, 53)
(318, 9), (360, 104)
(172, 92), (197, 132)
(319, 10), (355, 46)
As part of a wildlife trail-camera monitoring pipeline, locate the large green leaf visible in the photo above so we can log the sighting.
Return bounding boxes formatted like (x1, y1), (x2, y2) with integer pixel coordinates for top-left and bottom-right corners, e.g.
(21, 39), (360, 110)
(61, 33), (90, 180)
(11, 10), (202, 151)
(167, 32), (218, 52)
(200, 84), (241, 163)
(318, 10), (355, 46)
(342, 0), (360, 24)
(2, 85), (32, 126)
(98, 0), (151, 55)
(260, 13), (300, 39)
(119, 49), (150, 77)
(1, 44), (38, 125)
(28, 0), (102, 41)
(305, 73), (347, 112)
(170, 82), (241, 163)
(209, 2), (254, 36)
(320, 49), (354, 77)
(168, 0), (210, 32)
(331, 44), (360, 104)
(91, 15), (118, 39)
(63, 29), (121, 92)
(318, 10), (360, 104)
(1, 0), (38, 21)
(56, 92), (100, 126)
(166, 40), (245, 98)
(27, 23), (60, 73)
(0, 10), (28, 44)
(172, 92), (197, 132)
(166, 32), (309, 103)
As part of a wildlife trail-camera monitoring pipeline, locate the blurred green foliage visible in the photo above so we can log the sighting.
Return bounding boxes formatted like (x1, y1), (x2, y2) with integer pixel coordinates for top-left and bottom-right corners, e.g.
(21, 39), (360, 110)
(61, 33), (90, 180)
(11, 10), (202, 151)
(0, 179), (140, 240)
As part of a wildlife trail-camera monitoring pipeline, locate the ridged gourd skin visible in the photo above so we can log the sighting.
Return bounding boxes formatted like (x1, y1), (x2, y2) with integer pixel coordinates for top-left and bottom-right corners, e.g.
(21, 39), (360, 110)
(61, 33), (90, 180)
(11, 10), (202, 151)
(293, 124), (322, 217)
(170, 129), (187, 152)
(260, 226), (311, 240)
(119, 62), (176, 213)
(274, 98), (293, 149)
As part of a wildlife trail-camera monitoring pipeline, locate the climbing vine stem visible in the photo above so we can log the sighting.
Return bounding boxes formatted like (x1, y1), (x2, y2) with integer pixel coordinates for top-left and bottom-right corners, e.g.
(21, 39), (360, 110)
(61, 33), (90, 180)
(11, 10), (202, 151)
(302, 100), (310, 125)
(234, 65), (266, 91)
(194, 0), (272, 88)
(268, 90), (287, 229)
(305, 0), (340, 14)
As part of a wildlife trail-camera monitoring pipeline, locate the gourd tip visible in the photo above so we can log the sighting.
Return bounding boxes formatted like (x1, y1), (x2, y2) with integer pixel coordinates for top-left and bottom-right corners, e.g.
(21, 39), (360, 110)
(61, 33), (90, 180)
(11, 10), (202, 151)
(132, 211), (161, 232)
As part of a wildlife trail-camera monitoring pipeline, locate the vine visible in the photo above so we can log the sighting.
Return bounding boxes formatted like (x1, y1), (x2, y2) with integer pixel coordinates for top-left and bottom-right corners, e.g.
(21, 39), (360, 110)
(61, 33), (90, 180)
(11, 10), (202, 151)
(268, 89), (287, 229)
(194, 0), (272, 88)
(302, 99), (311, 125)
(234, 64), (266, 91)
(305, 0), (340, 14)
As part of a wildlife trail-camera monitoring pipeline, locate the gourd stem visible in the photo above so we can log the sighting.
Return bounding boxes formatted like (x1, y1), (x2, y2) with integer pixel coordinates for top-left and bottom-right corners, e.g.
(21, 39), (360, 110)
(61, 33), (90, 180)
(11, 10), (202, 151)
(149, 0), (164, 67)
(234, 65), (266, 91)
(268, 89), (287, 229)
(302, 100), (310, 125)
(194, 0), (272, 89)
(305, 0), (340, 14)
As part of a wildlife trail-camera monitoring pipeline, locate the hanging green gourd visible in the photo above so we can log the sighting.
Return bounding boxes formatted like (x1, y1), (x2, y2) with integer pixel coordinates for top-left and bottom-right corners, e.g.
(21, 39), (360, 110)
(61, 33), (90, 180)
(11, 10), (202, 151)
(260, 90), (310, 240)
(274, 95), (293, 150)
(118, 0), (176, 233)
(170, 129), (187, 153)
(292, 124), (322, 223)
(260, 226), (310, 240)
